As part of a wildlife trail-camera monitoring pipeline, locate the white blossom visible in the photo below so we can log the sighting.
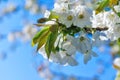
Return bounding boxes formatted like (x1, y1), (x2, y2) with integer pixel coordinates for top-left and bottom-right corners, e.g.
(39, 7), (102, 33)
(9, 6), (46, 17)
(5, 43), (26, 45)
(114, 2), (120, 12)
(36, 0), (120, 66)
(38, 46), (78, 66)
(44, 10), (51, 18)
(62, 41), (76, 55)
(84, 50), (97, 64)
(104, 11), (120, 41)
(38, 35), (78, 66)
(78, 36), (97, 64)
(74, 5), (92, 28)
(91, 11), (107, 28)
(61, 55), (78, 66)
(92, 31), (108, 47)
(53, 2), (69, 14)
(73, 32), (98, 63)
(91, 10), (120, 41)
(58, 10), (75, 28)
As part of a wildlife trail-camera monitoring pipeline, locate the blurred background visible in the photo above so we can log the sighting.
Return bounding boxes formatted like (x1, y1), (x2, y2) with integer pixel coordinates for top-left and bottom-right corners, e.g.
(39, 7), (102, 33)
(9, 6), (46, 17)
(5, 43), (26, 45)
(0, 0), (117, 80)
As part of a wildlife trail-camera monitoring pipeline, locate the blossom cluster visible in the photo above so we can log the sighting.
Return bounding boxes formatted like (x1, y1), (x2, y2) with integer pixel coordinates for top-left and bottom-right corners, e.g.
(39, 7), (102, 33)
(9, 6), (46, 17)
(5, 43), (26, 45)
(32, 0), (120, 66)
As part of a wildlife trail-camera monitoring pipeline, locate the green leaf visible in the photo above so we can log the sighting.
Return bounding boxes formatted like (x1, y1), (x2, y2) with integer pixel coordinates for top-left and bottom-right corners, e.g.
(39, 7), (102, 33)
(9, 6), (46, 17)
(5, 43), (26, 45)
(117, 12), (120, 17)
(109, 0), (118, 6)
(49, 11), (59, 20)
(31, 26), (50, 47)
(117, 38), (120, 46)
(45, 30), (58, 58)
(37, 30), (50, 51)
(95, 0), (109, 14)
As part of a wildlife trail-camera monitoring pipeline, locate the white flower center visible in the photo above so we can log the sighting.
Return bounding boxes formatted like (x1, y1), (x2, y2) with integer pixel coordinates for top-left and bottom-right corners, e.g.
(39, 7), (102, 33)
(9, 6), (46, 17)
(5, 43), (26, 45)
(67, 15), (73, 21)
(62, 8), (66, 11)
(78, 13), (84, 19)
(80, 36), (85, 41)
(108, 13), (115, 20)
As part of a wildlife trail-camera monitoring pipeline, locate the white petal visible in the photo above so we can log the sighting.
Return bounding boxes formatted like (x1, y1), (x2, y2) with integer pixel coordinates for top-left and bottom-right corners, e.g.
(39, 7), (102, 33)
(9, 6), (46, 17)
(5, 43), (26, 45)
(44, 10), (50, 18)
(67, 56), (78, 66)
(84, 54), (91, 64)
(91, 51), (98, 57)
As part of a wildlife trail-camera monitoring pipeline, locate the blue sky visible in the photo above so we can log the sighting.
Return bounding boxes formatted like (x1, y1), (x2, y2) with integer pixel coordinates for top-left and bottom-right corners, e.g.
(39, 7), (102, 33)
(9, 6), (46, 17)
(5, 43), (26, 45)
(0, 0), (117, 80)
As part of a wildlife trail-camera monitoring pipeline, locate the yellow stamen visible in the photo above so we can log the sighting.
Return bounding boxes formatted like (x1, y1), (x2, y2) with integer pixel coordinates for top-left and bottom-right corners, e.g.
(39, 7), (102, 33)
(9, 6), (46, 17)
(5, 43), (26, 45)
(79, 14), (84, 19)
(67, 15), (73, 21)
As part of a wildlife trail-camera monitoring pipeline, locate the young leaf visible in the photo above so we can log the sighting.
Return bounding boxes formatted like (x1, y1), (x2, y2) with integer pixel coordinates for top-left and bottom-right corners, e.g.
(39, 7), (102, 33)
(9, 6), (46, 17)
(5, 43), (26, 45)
(109, 0), (118, 6)
(117, 12), (120, 17)
(95, 0), (109, 14)
(49, 11), (59, 20)
(45, 31), (58, 58)
(117, 38), (120, 46)
(37, 30), (50, 51)
(31, 26), (50, 47)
